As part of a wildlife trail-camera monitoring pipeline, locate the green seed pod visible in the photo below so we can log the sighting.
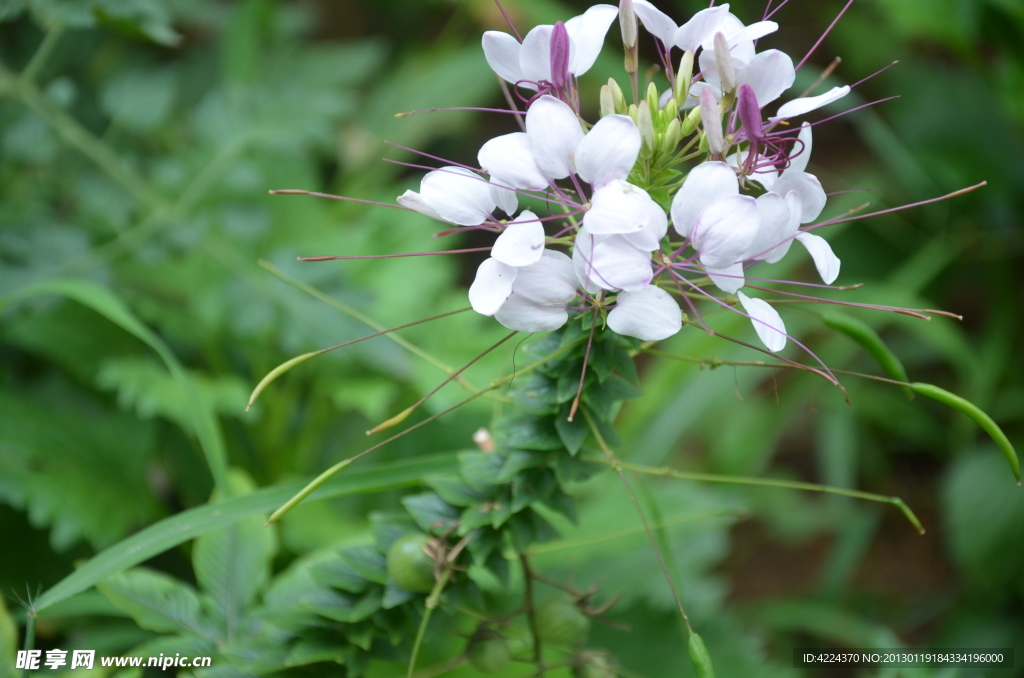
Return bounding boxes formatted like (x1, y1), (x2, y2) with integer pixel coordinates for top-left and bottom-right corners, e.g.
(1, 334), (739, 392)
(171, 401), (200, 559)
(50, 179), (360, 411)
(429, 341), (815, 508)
(467, 634), (511, 674)
(573, 653), (616, 678)
(688, 633), (717, 678)
(609, 78), (627, 114)
(535, 595), (590, 646)
(821, 311), (913, 399)
(386, 533), (435, 593)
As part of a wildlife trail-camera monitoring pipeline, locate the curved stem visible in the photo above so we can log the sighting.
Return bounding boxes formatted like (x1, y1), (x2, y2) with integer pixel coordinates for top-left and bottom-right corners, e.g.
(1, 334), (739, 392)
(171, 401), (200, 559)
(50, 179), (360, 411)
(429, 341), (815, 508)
(407, 575), (449, 678)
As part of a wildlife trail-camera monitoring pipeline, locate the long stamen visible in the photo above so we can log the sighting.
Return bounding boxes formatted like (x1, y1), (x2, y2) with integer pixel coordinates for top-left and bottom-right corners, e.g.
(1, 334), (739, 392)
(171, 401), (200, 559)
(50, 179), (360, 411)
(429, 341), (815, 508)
(298, 248), (493, 262)
(395, 107), (524, 117)
(807, 182), (987, 230)
(743, 284), (962, 320)
(849, 60), (899, 90)
(796, 0), (857, 71)
(493, 0), (522, 41)
(269, 189), (409, 211)
(568, 309), (600, 422)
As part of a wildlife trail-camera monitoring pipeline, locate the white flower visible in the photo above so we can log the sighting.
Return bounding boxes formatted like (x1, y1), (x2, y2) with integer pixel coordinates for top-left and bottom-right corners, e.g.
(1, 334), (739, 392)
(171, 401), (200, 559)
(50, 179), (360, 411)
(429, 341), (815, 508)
(769, 123), (827, 222)
(482, 5), (619, 89)
(494, 250), (580, 332)
(607, 285), (682, 340)
(769, 86), (851, 123)
(737, 291), (787, 352)
(573, 228), (655, 293)
(631, 1), (727, 52)
(399, 166), (499, 226)
(694, 45), (795, 106)
(468, 210), (547, 316)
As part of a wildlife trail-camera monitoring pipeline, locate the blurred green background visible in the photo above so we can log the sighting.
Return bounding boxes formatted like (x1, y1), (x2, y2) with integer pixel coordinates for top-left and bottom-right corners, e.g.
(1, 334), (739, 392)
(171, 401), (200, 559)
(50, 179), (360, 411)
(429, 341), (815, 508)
(0, 0), (1022, 675)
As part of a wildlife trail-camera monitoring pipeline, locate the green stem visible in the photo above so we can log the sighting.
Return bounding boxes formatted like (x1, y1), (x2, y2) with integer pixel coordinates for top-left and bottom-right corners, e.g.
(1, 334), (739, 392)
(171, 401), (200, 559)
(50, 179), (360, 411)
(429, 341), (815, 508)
(584, 456), (925, 535)
(582, 409), (694, 635)
(408, 575), (449, 678)
(21, 26), (64, 84)
(520, 553), (544, 674)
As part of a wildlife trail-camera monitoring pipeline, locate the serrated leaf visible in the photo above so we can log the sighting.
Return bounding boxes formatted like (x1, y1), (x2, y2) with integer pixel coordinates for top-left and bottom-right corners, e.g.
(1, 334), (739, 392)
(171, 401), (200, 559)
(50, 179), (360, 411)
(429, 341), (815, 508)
(512, 374), (560, 415)
(193, 470), (277, 641)
(97, 568), (217, 639)
(401, 492), (459, 534)
(493, 415), (563, 451)
(308, 558), (370, 594)
(338, 546), (388, 585)
(427, 475), (491, 507)
(457, 451), (505, 490)
(466, 528), (502, 565)
(304, 588), (382, 624)
(555, 406), (590, 455)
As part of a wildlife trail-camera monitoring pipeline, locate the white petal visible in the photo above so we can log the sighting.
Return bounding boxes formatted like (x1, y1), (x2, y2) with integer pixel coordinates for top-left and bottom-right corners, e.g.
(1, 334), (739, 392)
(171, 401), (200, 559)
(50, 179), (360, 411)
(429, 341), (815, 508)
(608, 285), (681, 340)
(670, 161), (738, 238)
(762, 190), (802, 263)
(573, 229), (652, 292)
(397, 190), (448, 223)
(520, 25), (554, 84)
(693, 194), (760, 270)
(495, 293), (568, 332)
(490, 179), (519, 216)
(512, 249), (579, 305)
(469, 258), (517, 316)
(674, 5), (729, 52)
(482, 31), (524, 85)
(575, 114), (641, 187)
(785, 122), (813, 175)
(621, 194), (669, 251)
(697, 47), (722, 93)
(737, 291), (787, 352)
(738, 49), (794, 106)
(420, 167), (496, 226)
(707, 263), (746, 294)
(564, 4), (619, 76)
(492, 210), (545, 266)
(478, 132), (549, 190)
(770, 85), (850, 121)
(748, 191), (792, 262)
(632, 0), (678, 47)
(771, 171), (826, 223)
(526, 95), (585, 180)
(796, 232), (840, 284)
(727, 20), (778, 45)
(585, 180), (658, 235)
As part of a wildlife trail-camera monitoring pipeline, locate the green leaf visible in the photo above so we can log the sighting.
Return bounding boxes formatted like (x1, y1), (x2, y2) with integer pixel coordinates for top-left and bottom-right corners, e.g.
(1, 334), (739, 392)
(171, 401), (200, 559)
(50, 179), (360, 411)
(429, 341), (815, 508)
(427, 475), (491, 507)
(338, 546), (388, 585)
(0, 279), (230, 493)
(193, 470), (278, 640)
(555, 405), (590, 455)
(309, 558), (370, 594)
(493, 414), (563, 451)
(401, 492), (459, 534)
(821, 311), (913, 399)
(911, 382), (1020, 482)
(32, 453), (458, 612)
(305, 588), (382, 624)
(97, 568), (217, 638)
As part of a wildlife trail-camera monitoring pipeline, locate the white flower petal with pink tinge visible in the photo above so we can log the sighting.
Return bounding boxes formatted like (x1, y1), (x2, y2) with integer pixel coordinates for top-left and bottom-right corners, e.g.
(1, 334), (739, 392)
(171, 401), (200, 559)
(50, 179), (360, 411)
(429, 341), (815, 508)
(632, 0), (678, 47)
(489, 180), (518, 216)
(796, 232), (841, 284)
(608, 285), (682, 341)
(674, 5), (730, 52)
(585, 180), (662, 236)
(671, 161), (739, 238)
(397, 190), (448, 223)
(469, 258), (517, 316)
(738, 291), (787, 352)
(420, 166), (496, 226)
(495, 293), (568, 332)
(526, 96), (585, 181)
(575, 114), (641, 188)
(772, 171), (826, 223)
(564, 4), (619, 76)
(707, 263), (745, 294)
(482, 31), (527, 87)
(491, 211), (545, 267)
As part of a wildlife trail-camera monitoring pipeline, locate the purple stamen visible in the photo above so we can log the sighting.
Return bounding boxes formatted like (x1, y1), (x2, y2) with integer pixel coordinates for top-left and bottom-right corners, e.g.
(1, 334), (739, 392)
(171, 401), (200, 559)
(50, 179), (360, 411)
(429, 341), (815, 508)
(737, 84), (763, 173)
(494, 0), (522, 41)
(298, 248), (493, 262)
(796, 0), (857, 71)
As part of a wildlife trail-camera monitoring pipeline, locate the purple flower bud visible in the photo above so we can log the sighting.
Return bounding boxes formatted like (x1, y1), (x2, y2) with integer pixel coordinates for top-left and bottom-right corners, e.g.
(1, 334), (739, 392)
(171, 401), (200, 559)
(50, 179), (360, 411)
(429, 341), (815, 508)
(737, 84), (762, 143)
(550, 21), (571, 90)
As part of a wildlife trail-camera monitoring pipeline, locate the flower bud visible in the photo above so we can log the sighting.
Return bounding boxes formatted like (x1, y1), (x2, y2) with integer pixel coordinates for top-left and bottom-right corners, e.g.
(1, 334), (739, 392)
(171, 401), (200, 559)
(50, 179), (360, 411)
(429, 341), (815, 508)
(646, 82), (660, 113)
(713, 32), (736, 94)
(638, 100), (655, 157)
(699, 87), (725, 155)
(550, 21), (571, 90)
(600, 84), (615, 118)
(682, 105), (701, 136)
(661, 117), (681, 154)
(619, 0), (637, 49)
(674, 50), (694, 103)
(608, 78), (627, 114)
(663, 97), (679, 124)
(737, 84), (762, 146)
(628, 103), (639, 125)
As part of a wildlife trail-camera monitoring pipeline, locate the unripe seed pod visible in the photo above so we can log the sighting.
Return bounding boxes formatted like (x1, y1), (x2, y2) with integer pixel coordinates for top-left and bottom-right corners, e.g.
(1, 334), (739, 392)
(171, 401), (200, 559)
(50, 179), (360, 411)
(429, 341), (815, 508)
(627, 103), (639, 125)
(467, 634), (511, 674)
(663, 97), (679, 123)
(535, 595), (590, 646)
(638, 100), (655, 158)
(688, 633), (717, 678)
(646, 81), (660, 113)
(608, 78), (627, 114)
(682, 105), (701, 136)
(662, 118), (681, 154)
(386, 533), (435, 593)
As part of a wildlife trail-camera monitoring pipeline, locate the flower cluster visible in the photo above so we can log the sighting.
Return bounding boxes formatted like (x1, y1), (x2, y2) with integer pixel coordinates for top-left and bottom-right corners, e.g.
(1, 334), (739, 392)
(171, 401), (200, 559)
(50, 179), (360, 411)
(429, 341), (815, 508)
(396, 0), (859, 355)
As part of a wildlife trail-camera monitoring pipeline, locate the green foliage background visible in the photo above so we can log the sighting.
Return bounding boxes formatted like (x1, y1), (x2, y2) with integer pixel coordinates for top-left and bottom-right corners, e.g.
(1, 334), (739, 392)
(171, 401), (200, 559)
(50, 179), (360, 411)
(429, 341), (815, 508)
(0, 0), (1022, 675)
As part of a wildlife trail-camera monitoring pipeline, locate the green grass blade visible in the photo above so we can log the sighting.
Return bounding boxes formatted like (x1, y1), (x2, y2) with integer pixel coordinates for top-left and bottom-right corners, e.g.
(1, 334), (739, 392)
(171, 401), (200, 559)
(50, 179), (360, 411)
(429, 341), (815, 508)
(32, 453), (458, 612)
(822, 311), (913, 399)
(0, 279), (231, 493)
(911, 382), (1020, 483)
